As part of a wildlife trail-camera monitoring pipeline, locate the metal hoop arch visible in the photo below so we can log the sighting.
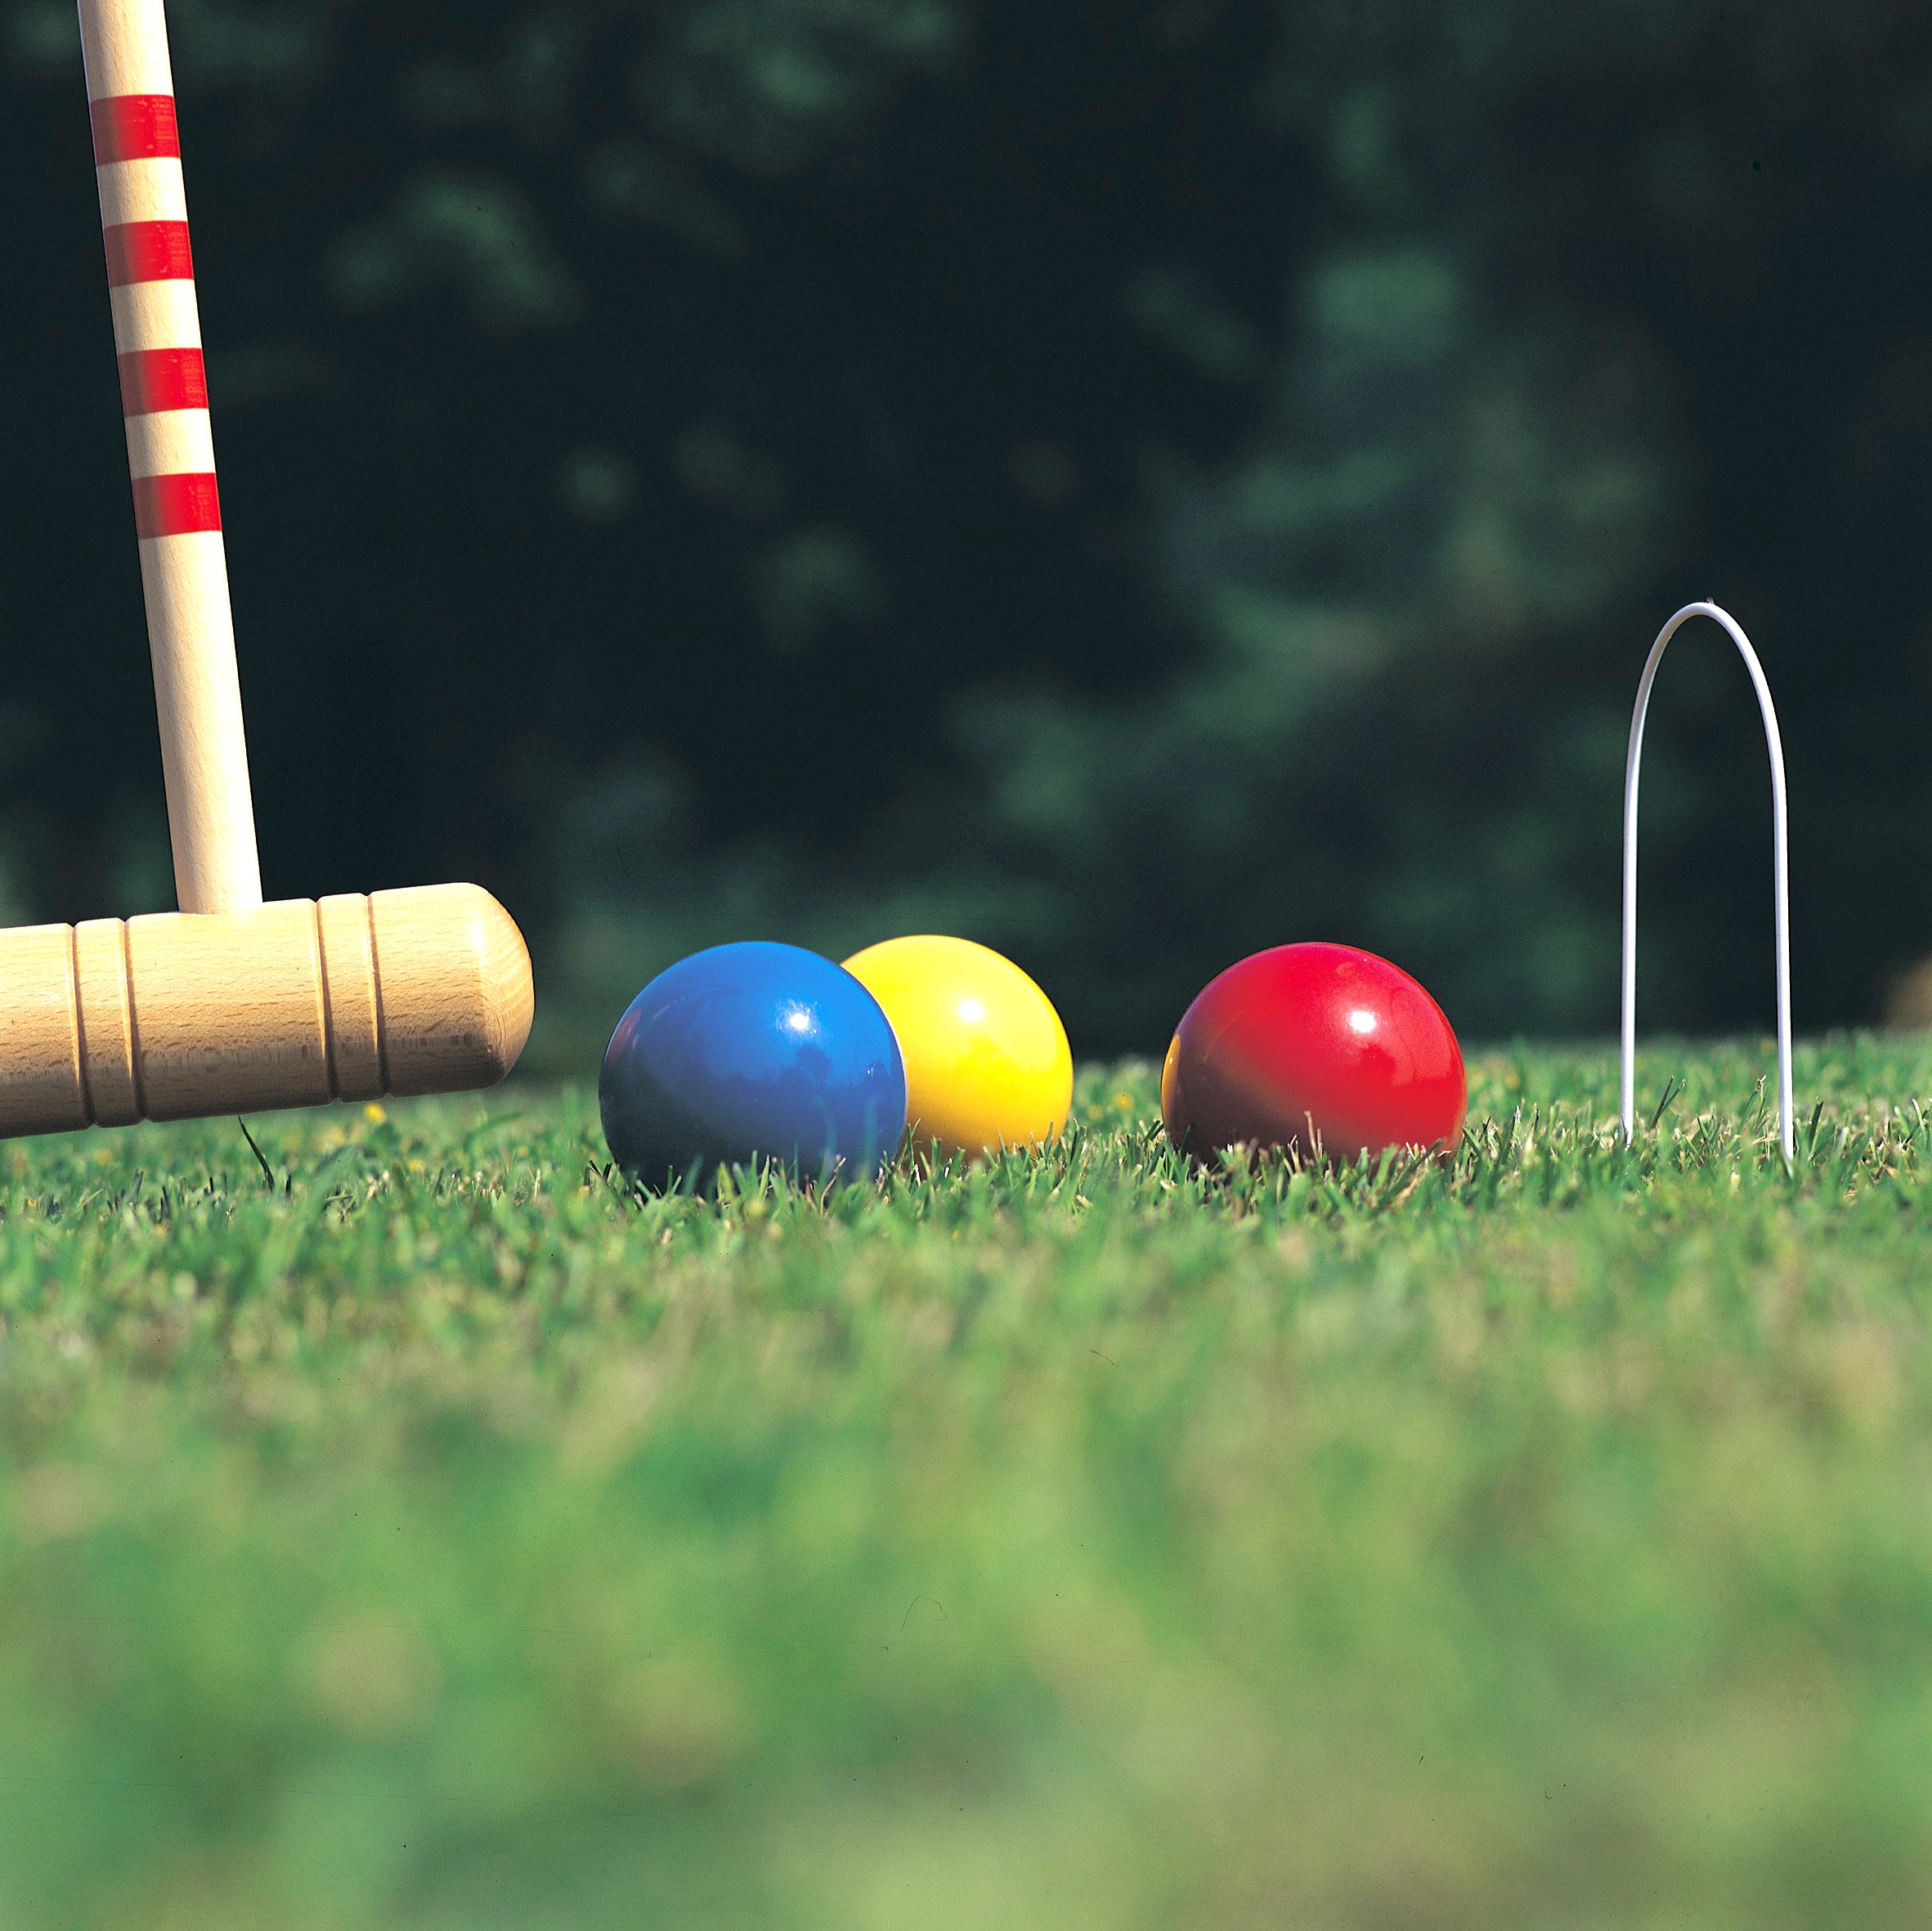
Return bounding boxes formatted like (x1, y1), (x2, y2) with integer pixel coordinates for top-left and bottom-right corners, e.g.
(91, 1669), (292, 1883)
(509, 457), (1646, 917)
(1621, 601), (1794, 1162)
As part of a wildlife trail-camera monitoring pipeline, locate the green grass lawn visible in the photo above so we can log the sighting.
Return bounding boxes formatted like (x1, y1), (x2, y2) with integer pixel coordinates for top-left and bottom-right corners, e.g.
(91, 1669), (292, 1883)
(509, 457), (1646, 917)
(4, 1037), (1932, 1929)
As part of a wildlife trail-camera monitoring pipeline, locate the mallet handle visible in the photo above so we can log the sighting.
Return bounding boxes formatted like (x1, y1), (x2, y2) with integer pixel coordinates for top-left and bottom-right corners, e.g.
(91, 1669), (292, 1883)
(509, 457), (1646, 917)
(78, 0), (262, 915)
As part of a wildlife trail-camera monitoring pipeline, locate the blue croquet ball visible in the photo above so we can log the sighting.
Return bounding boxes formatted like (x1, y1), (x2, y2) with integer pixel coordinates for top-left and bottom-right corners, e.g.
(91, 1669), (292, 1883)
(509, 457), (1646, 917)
(598, 942), (908, 1190)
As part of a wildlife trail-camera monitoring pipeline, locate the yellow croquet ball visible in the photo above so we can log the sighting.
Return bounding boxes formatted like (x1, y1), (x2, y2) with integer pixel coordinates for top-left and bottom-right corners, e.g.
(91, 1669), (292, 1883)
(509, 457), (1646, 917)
(840, 935), (1073, 1159)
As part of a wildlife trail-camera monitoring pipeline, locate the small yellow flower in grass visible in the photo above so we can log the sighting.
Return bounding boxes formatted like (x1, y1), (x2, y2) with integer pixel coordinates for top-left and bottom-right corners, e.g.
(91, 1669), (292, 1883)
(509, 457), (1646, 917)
(363, 1104), (388, 1126)
(1114, 1092), (1133, 1112)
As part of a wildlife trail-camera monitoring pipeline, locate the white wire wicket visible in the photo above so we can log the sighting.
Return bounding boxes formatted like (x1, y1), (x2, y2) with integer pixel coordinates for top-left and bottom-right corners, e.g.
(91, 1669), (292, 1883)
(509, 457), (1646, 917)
(1621, 602), (1795, 1163)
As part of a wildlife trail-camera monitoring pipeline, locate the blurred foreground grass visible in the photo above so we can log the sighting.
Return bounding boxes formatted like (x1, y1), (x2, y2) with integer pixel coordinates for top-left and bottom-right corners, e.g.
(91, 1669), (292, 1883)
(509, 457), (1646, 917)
(5, 1038), (1932, 1927)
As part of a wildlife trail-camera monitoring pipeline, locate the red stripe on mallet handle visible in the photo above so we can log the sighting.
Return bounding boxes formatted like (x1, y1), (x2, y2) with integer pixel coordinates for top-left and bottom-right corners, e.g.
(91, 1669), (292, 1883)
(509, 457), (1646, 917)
(0, 0), (536, 1138)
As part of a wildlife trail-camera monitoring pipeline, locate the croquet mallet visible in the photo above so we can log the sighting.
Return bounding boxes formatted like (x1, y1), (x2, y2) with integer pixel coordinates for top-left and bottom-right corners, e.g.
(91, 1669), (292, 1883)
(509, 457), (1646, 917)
(0, 0), (535, 1139)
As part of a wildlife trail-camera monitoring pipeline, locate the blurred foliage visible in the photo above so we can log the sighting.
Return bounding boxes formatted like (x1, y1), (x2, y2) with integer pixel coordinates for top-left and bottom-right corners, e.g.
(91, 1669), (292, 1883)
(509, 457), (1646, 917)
(6, 0), (1932, 1058)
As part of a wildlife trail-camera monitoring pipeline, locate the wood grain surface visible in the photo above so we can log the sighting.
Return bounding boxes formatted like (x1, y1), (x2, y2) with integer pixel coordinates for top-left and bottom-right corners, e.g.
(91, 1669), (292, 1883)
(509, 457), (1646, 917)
(0, 885), (535, 1136)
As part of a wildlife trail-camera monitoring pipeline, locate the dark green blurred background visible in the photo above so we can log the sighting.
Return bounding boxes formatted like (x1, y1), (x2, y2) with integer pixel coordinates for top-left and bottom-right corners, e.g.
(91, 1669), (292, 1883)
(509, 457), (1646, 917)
(6, 0), (1930, 1063)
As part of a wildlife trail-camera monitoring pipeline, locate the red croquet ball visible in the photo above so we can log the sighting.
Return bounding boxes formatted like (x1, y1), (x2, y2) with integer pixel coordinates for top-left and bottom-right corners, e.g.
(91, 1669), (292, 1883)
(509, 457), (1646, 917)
(1161, 943), (1467, 1163)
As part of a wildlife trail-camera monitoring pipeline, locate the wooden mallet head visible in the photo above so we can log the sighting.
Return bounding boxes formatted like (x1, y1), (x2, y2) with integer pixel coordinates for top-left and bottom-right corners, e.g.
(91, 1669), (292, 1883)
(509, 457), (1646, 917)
(0, 0), (534, 1138)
